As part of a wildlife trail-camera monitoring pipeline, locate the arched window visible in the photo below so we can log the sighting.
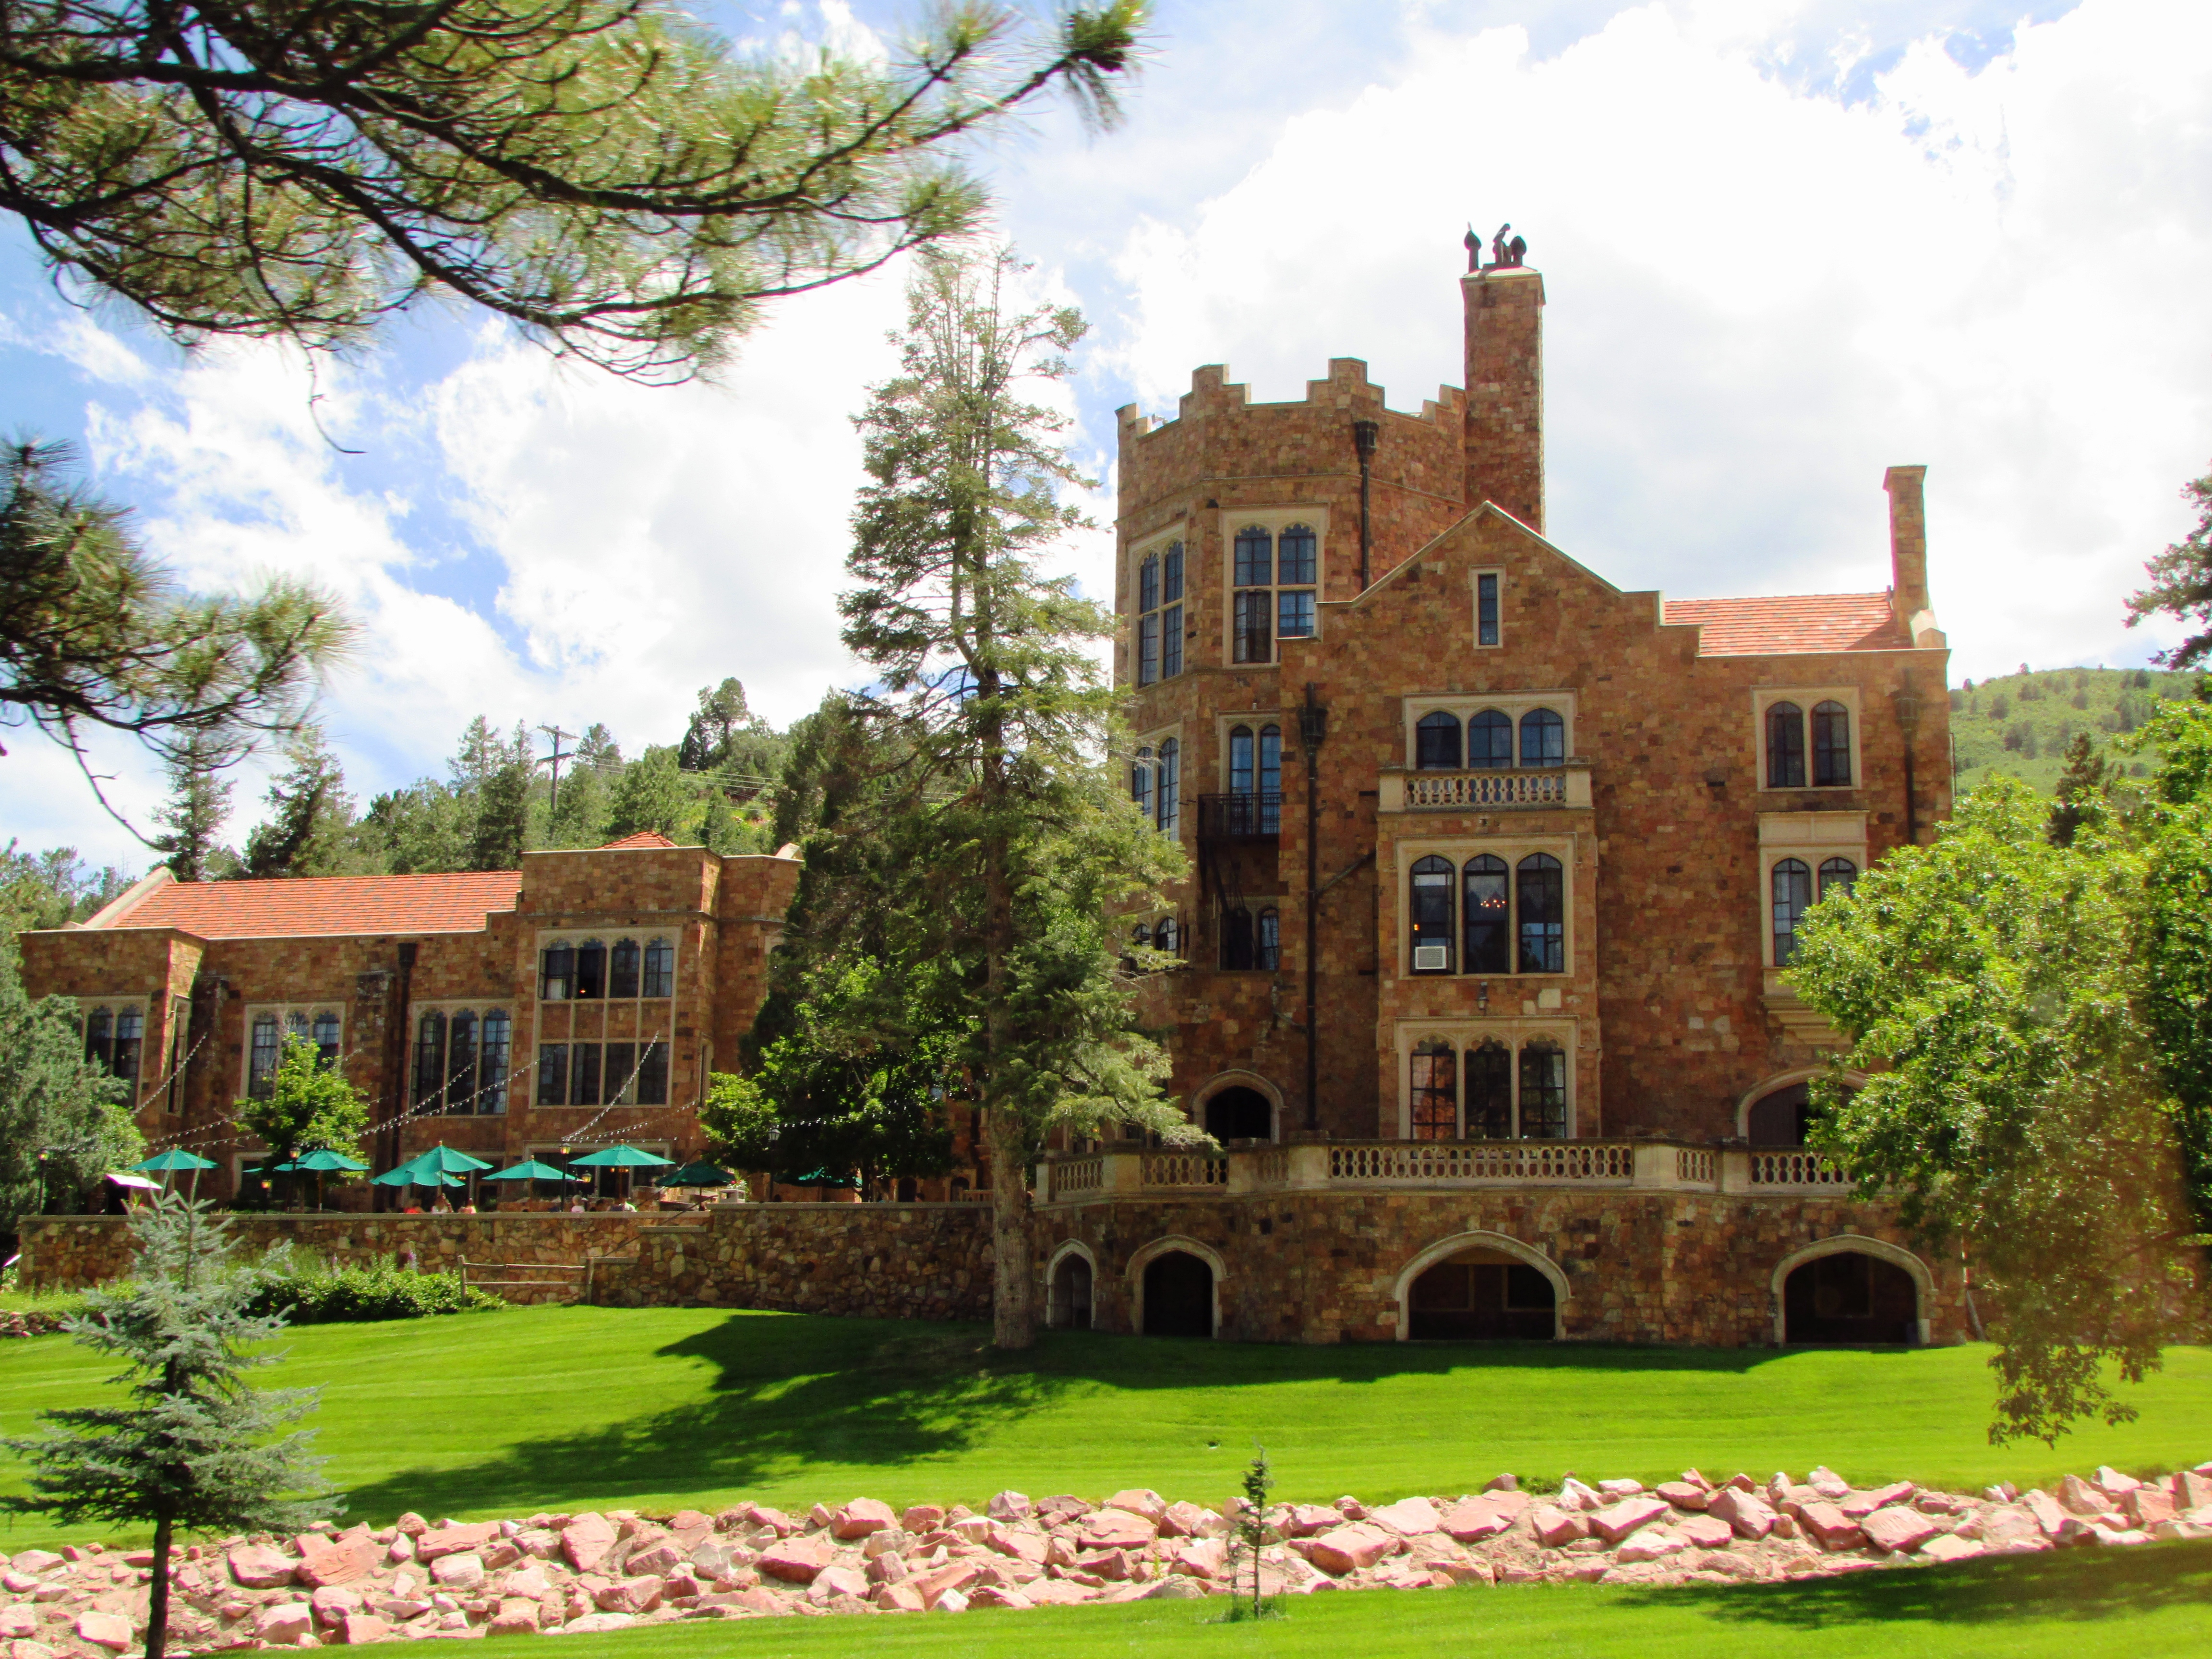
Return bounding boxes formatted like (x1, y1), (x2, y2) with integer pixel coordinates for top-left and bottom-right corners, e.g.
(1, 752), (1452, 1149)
(1256, 907), (1280, 971)
(1466, 1041), (1513, 1139)
(1131, 745), (1154, 821)
(1278, 524), (1318, 585)
(643, 938), (675, 998)
(1519, 1039), (1567, 1138)
(1233, 525), (1272, 586)
(312, 1010), (340, 1069)
(1812, 701), (1851, 786)
(1137, 553), (1161, 685)
(610, 938), (641, 999)
(1221, 905), (1255, 972)
(1519, 707), (1564, 767)
(1229, 725), (1254, 793)
(1411, 1041), (1457, 1140)
(84, 1008), (111, 1072)
(111, 1009), (142, 1085)
(1772, 858), (1812, 965)
(286, 1010), (309, 1044)
(1416, 711), (1462, 769)
(575, 939), (607, 1000)
(445, 1010), (478, 1115)
(1516, 853), (1564, 973)
(1767, 702), (1806, 788)
(413, 1010), (447, 1107)
(479, 1010), (511, 1114)
(1258, 724), (1282, 832)
(1233, 527), (1273, 663)
(1462, 854), (1510, 973)
(1817, 857), (1857, 901)
(1748, 1081), (1815, 1147)
(540, 941), (575, 1001)
(248, 1014), (281, 1098)
(1468, 709), (1513, 769)
(1409, 855), (1455, 972)
(1131, 920), (1153, 951)
(1160, 542), (1184, 678)
(1156, 739), (1180, 833)
(1155, 915), (1178, 956)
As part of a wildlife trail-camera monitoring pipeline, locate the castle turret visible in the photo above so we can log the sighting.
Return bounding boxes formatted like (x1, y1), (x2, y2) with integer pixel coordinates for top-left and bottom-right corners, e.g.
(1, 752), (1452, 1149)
(1462, 265), (1546, 531)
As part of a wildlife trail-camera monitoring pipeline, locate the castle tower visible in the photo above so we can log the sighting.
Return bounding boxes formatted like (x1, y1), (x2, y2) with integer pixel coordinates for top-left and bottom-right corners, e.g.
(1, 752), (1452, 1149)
(1462, 265), (1545, 531)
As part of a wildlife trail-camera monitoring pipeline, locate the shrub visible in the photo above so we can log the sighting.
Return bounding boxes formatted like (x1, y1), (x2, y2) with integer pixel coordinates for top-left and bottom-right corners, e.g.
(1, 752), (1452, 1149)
(247, 1255), (504, 1323)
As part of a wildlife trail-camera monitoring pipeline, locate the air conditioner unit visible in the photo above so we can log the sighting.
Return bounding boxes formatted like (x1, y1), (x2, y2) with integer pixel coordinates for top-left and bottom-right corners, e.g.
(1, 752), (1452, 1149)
(1412, 945), (1450, 972)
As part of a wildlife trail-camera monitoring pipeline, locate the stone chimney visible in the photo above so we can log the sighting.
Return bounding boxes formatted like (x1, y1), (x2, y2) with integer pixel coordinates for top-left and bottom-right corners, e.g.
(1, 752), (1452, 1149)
(1462, 266), (1546, 532)
(1883, 465), (1945, 648)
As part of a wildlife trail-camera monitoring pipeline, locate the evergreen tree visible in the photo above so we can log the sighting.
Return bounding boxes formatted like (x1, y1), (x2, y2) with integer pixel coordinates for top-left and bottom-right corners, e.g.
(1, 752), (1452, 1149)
(469, 760), (531, 870)
(605, 746), (689, 840)
(833, 248), (1192, 1347)
(0, 950), (144, 1224)
(545, 761), (609, 849)
(356, 782), (469, 874)
(576, 723), (624, 775)
(1, 842), (132, 940)
(0, 1195), (340, 1659)
(2126, 461), (2212, 668)
(241, 725), (357, 877)
(150, 733), (238, 882)
(2049, 732), (2112, 848)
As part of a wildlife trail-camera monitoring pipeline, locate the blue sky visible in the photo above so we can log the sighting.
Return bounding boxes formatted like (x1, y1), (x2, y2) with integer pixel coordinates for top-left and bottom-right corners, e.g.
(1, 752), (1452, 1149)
(5, 0), (2208, 869)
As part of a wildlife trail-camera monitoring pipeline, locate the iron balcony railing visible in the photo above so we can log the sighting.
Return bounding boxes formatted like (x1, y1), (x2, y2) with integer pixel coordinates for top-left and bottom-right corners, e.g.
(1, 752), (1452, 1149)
(1198, 792), (1283, 837)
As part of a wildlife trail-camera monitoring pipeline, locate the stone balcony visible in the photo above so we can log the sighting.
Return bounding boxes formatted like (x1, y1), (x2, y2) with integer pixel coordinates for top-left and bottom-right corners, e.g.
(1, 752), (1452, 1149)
(1036, 1138), (1859, 1205)
(1377, 758), (1593, 812)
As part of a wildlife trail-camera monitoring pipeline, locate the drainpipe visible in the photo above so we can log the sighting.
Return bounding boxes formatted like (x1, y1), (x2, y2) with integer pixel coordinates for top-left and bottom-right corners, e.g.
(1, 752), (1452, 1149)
(1891, 671), (1922, 846)
(1298, 685), (1330, 1132)
(1352, 420), (1379, 591)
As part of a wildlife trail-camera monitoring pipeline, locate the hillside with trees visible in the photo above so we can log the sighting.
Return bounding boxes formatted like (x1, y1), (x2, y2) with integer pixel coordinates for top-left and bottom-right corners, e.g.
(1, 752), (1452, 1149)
(1949, 665), (2200, 793)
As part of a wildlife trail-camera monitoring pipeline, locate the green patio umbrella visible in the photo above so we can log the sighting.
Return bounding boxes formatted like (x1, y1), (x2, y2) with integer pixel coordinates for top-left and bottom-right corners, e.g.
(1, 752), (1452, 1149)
(482, 1159), (577, 1203)
(567, 1143), (673, 1203)
(130, 1148), (217, 1196)
(404, 1144), (495, 1175)
(662, 1161), (733, 1188)
(282, 1148), (369, 1210)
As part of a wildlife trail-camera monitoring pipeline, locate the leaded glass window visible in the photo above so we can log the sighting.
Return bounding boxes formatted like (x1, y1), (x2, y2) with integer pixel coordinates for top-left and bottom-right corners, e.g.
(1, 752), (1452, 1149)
(1410, 855), (1455, 972)
(1467, 1041), (1513, 1139)
(1519, 707), (1564, 766)
(1516, 853), (1564, 973)
(1411, 1041), (1457, 1140)
(1469, 709), (1513, 768)
(1416, 711), (1462, 769)
(1462, 855), (1510, 973)
(1518, 1040), (1568, 1138)
(1766, 702), (1806, 788)
(1772, 857), (1812, 965)
(1812, 700), (1851, 786)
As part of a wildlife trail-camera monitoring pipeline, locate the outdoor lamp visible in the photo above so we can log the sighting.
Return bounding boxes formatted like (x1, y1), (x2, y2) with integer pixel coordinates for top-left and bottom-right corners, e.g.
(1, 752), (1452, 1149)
(1477, 980), (1490, 1014)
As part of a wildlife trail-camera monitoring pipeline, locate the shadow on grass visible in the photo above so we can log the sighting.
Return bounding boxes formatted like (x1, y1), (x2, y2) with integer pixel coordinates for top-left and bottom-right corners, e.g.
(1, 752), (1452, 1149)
(333, 1311), (1922, 1524)
(1620, 1538), (2212, 1628)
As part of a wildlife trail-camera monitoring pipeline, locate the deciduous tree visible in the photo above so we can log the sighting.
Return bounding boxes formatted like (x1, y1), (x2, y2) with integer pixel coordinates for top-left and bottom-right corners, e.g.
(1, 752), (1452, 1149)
(0, 948), (142, 1224)
(2126, 461), (2212, 668)
(0, 0), (1150, 380)
(235, 1034), (370, 1201)
(0, 1195), (340, 1659)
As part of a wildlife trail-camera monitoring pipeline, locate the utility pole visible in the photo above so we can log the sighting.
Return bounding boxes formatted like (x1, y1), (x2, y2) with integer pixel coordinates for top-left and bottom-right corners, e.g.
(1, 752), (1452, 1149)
(537, 724), (576, 819)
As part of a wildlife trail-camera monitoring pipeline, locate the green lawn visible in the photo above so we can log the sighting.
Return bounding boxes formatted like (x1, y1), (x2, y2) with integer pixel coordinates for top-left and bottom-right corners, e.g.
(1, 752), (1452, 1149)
(1, 1306), (2207, 1550)
(533, 1540), (2212, 1659)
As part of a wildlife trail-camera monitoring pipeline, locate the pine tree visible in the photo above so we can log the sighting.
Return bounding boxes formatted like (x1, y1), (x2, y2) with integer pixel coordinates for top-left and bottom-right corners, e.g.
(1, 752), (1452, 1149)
(469, 761), (531, 870)
(150, 733), (238, 882)
(241, 725), (356, 877)
(0, 1196), (340, 1659)
(833, 248), (1193, 1347)
(2050, 733), (2112, 848)
(605, 747), (689, 840)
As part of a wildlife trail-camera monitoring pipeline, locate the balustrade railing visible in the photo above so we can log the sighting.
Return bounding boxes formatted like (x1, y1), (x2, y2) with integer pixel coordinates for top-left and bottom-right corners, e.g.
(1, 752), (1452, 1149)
(1142, 1152), (1230, 1189)
(1747, 1150), (1854, 1188)
(1404, 769), (1566, 809)
(1329, 1139), (1635, 1185)
(1675, 1147), (1716, 1184)
(1052, 1156), (1104, 1201)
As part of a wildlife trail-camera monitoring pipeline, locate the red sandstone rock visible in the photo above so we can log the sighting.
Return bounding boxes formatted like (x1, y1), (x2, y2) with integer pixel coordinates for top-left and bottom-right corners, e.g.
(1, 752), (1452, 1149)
(2123, 1488), (2176, 1529)
(1655, 1481), (1708, 1511)
(1159, 1502), (1211, 1538)
(1299, 1524), (1398, 1575)
(1918, 1534), (1983, 1563)
(873, 1582), (926, 1613)
(487, 1599), (540, 1636)
(899, 1505), (945, 1533)
(1282, 1504), (1341, 1537)
(255, 1602), (314, 1643)
(985, 1527), (1047, 1565)
(907, 1561), (980, 1610)
(72, 1613), (131, 1653)
(2022, 1491), (2070, 1538)
(758, 1538), (835, 1585)
(1839, 1482), (1915, 1519)
(1528, 1504), (1588, 1547)
(340, 1613), (394, 1645)
(744, 1504), (797, 1537)
(592, 1575), (662, 1615)
(2176, 1473), (2212, 1510)
(834, 1500), (897, 1540)
(2058, 1476), (2113, 1515)
(1705, 1489), (1779, 1540)
(986, 1492), (1033, 1524)
(1104, 1490), (1167, 1523)
(1439, 1498), (1511, 1543)
(10, 1553), (61, 1577)
(622, 1543), (684, 1579)
(1796, 1503), (1865, 1551)
(414, 1525), (499, 1562)
(1367, 1497), (1441, 1535)
(429, 1553), (485, 1592)
(228, 1544), (298, 1589)
(1078, 1510), (1156, 1551)
(1170, 1540), (1229, 1580)
(1589, 1498), (1672, 1545)
(298, 1539), (380, 1588)
(560, 1515), (617, 1574)
(808, 1567), (869, 1604)
(1677, 1515), (1736, 1551)
(1860, 1510), (1939, 1554)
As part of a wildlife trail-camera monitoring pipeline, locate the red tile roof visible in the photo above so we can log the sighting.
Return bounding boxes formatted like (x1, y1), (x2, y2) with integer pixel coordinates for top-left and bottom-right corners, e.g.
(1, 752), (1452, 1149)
(1663, 592), (1906, 655)
(598, 831), (680, 850)
(101, 871), (523, 938)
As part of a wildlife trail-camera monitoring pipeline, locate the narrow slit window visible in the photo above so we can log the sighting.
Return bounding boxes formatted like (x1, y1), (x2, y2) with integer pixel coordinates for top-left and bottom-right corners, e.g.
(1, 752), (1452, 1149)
(643, 938), (675, 998)
(1156, 739), (1180, 834)
(479, 1010), (511, 1114)
(248, 1014), (281, 1099)
(540, 942), (574, 1001)
(1467, 1041), (1513, 1139)
(1812, 700), (1852, 786)
(604, 1042), (637, 1104)
(572, 1042), (603, 1106)
(111, 1010), (142, 1085)
(1766, 702), (1806, 788)
(84, 1008), (112, 1073)
(1477, 572), (1500, 647)
(1229, 725), (1254, 794)
(637, 1041), (669, 1106)
(610, 938), (641, 999)
(1258, 725), (1282, 831)
(445, 1011), (478, 1116)
(1131, 745), (1154, 822)
(1516, 853), (1564, 973)
(312, 1011), (340, 1069)
(1256, 907), (1280, 971)
(414, 1011), (447, 1107)
(1160, 543), (1184, 678)
(575, 940), (607, 1000)
(1772, 858), (1812, 965)
(1518, 1040), (1568, 1138)
(1221, 905), (1254, 971)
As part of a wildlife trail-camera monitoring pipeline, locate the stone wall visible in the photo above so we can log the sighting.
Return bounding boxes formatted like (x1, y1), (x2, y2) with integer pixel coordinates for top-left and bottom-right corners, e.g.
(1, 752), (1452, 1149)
(597, 1204), (994, 1322)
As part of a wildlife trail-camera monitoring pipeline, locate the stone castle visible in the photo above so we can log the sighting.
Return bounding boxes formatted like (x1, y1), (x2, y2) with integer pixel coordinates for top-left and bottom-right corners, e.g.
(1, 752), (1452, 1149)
(19, 254), (1961, 1349)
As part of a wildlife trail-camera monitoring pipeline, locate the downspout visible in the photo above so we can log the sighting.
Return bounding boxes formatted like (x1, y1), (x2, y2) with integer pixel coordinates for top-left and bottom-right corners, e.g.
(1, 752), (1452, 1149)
(1353, 421), (1379, 591)
(1298, 685), (1330, 1132)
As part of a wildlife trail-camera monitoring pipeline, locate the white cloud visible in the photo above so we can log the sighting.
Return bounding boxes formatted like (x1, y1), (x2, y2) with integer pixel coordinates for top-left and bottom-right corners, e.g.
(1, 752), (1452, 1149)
(1102, 0), (2212, 679)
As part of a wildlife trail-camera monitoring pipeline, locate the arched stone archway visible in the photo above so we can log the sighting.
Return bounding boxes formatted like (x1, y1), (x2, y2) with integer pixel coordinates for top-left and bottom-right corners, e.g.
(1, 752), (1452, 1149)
(1392, 1231), (1568, 1341)
(1735, 1068), (1871, 1143)
(1772, 1235), (1932, 1346)
(1194, 1072), (1281, 1143)
(1044, 1240), (1095, 1331)
(1129, 1236), (1226, 1338)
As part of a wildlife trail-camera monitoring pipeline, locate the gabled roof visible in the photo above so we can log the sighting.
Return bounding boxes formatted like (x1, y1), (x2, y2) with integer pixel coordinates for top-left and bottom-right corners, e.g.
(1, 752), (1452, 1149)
(1662, 592), (1907, 656)
(598, 831), (680, 850)
(94, 870), (523, 939)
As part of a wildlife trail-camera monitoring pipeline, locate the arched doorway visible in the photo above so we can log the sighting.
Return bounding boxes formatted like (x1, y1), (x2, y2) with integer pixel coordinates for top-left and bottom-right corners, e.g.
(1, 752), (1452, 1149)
(1406, 1246), (1556, 1340)
(1748, 1081), (1814, 1146)
(1142, 1251), (1214, 1337)
(1203, 1086), (1274, 1143)
(1049, 1252), (1093, 1330)
(1783, 1250), (1918, 1344)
